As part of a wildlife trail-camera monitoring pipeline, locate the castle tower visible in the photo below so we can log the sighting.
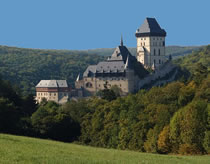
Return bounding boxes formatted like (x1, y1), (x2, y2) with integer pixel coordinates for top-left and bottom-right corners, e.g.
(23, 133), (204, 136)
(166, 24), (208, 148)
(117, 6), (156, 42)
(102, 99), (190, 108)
(135, 18), (167, 69)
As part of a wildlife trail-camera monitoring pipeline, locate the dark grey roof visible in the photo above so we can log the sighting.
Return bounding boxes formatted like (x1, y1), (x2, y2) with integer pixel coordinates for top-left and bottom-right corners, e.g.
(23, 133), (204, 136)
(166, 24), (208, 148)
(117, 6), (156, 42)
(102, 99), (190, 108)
(82, 43), (149, 78)
(83, 65), (97, 77)
(36, 80), (68, 88)
(96, 61), (125, 73)
(136, 18), (166, 37)
(109, 45), (134, 63)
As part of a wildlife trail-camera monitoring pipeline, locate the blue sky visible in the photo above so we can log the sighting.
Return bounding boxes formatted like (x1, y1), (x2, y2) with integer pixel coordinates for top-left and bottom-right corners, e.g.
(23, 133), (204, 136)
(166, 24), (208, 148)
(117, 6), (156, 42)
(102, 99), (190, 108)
(0, 0), (209, 50)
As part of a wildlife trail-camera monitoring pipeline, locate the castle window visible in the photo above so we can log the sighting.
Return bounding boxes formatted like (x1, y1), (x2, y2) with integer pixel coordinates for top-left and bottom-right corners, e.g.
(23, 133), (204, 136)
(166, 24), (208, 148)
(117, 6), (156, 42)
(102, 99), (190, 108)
(158, 49), (160, 56)
(154, 49), (156, 56)
(159, 59), (161, 64)
(86, 82), (93, 88)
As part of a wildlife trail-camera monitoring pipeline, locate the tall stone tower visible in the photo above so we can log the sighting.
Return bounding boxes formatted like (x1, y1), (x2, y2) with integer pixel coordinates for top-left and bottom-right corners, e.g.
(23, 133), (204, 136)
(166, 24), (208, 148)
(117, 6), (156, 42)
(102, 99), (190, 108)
(135, 18), (167, 69)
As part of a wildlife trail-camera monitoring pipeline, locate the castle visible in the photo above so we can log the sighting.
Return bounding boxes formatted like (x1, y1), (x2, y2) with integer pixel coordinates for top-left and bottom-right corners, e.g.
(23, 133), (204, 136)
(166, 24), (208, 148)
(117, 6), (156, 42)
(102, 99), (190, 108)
(35, 17), (178, 103)
(75, 17), (177, 96)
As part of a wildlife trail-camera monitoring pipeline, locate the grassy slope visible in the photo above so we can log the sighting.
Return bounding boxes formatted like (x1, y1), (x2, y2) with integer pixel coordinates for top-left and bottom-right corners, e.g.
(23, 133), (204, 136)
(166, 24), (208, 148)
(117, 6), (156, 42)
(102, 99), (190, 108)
(0, 134), (209, 164)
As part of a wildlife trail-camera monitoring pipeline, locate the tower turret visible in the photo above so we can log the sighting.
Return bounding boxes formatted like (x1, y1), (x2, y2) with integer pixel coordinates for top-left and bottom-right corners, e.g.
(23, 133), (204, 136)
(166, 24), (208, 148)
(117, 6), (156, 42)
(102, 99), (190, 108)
(135, 18), (167, 69)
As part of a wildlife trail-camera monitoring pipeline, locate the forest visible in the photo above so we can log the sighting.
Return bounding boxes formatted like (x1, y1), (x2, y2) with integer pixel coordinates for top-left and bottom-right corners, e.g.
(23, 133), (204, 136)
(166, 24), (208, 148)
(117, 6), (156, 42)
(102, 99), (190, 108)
(0, 45), (209, 155)
(0, 45), (200, 95)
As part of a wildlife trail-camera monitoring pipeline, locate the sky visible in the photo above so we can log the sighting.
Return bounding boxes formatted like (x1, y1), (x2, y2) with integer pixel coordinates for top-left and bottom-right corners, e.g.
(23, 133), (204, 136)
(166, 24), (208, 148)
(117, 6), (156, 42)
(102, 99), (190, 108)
(0, 0), (209, 50)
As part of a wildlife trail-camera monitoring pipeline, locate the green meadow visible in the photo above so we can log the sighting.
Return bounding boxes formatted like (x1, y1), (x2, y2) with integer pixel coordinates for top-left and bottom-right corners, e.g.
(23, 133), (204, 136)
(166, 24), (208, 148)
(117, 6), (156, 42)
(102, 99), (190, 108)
(0, 134), (209, 164)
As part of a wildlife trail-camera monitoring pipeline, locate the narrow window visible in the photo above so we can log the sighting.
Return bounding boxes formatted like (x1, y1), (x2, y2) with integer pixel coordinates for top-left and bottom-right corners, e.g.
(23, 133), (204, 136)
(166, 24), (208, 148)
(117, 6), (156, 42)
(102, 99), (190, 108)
(154, 59), (156, 64)
(163, 41), (165, 46)
(154, 49), (156, 56)
(144, 42), (145, 46)
(159, 59), (161, 64)
(158, 49), (160, 56)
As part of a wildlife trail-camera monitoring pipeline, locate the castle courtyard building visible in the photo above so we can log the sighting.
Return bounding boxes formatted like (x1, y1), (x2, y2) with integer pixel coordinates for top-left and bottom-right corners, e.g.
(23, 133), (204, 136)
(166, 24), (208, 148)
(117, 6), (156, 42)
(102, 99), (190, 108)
(35, 80), (71, 104)
(75, 38), (148, 96)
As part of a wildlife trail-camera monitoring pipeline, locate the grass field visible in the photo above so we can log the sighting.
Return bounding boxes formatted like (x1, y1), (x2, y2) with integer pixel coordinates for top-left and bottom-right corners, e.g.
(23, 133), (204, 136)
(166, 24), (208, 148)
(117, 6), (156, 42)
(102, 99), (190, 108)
(0, 134), (209, 164)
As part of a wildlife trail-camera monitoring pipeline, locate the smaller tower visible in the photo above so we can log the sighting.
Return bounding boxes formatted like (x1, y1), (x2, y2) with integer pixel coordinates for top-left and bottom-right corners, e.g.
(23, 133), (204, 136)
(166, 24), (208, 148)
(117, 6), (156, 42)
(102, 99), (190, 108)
(135, 18), (167, 70)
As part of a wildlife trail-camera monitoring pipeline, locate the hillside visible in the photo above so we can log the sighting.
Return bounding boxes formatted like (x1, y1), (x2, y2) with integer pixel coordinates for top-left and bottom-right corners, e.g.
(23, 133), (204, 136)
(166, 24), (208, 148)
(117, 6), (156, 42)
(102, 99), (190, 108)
(83, 45), (200, 57)
(0, 45), (202, 95)
(0, 46), (209, 156)
(0, 45), (105, 95)
(0, 134), (209, 164)
(174, 45), (210, 72)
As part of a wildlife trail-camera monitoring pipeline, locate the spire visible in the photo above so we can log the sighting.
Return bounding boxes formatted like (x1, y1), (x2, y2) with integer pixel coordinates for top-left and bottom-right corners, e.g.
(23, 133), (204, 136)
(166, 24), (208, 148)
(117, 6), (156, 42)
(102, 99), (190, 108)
(76, 74), (80, 82)
(120, 34), (123, 46)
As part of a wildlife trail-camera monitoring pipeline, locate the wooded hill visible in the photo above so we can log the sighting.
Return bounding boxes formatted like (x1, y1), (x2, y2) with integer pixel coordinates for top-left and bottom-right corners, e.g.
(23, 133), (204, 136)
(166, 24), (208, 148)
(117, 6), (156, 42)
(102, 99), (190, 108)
(0, 45), (209, 155)
(0, 45), (201, 95)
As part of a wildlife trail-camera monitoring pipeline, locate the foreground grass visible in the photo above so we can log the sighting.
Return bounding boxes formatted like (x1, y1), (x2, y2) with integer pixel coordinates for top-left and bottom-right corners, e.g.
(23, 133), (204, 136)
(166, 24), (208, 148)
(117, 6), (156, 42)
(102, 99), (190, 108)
(0, 134), (209, 164)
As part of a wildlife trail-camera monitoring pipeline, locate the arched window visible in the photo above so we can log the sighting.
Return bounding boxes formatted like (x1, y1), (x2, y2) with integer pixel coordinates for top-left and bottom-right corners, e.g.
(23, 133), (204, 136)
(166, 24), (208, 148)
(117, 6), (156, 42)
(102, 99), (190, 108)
(86, 82), (93, 88)
(154, 49), (156, 56)
(158, 49), (160, 56)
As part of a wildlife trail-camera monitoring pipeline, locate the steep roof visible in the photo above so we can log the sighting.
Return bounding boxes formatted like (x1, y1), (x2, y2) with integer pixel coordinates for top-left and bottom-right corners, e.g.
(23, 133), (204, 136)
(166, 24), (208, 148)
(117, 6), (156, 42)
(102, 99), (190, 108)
(82, 41), (149, 78)
(36, 80), (68, 88)
(109, 45), (134, 63)
(135, 18), (166, 37)
(83, 65), (97, 77)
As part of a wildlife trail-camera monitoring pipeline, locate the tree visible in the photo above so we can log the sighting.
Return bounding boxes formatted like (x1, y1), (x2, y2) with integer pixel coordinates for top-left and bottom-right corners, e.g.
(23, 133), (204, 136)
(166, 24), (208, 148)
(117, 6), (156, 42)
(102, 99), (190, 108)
(0, 97), (19, 133)
(158, 125), (171, 153)
(169, 100), (207, 154)
(98, 81), (117, 101)
(31, 101), (80, 141)
(193, 63), (208, 85)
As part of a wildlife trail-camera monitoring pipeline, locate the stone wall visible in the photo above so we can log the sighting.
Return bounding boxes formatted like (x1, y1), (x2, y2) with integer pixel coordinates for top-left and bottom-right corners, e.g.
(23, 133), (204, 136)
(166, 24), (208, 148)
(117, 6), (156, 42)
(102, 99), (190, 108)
(138, 61), (177, 89)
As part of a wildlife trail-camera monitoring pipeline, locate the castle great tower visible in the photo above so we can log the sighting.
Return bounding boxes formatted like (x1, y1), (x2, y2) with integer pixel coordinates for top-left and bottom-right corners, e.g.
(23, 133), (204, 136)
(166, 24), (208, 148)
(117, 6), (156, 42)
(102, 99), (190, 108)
(135, 18), (167, 69)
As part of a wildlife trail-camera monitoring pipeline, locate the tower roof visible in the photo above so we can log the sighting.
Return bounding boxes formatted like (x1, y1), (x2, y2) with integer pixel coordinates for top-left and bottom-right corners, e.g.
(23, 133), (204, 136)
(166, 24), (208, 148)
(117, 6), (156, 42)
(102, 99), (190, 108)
(135, 18), (166, 37)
